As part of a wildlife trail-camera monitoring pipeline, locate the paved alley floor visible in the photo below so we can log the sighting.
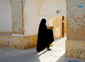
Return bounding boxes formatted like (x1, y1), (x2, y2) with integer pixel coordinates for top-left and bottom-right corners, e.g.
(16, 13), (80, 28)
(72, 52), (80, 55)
(0, 37), (85, 62)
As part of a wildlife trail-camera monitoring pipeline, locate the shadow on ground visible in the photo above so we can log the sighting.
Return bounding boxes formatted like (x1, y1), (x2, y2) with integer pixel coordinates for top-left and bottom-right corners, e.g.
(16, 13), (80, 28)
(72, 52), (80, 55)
(0, 46), (50, 62)
(0, 47), (41, 62)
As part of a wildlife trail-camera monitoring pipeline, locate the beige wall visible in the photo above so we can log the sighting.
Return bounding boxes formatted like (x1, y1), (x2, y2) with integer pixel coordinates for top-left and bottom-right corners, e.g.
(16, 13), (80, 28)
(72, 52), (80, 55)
(40, 0), (66, 20)
(23, 0), (66, 36)
(24, 0), (45, 36)
(0, 0), (12, 33)
(0, 0), (66, 49)
(49, 16), (64, 38)
(67, 0), (85, 40)
(0, 0), (66, 35)
(66, 0), (85, 59)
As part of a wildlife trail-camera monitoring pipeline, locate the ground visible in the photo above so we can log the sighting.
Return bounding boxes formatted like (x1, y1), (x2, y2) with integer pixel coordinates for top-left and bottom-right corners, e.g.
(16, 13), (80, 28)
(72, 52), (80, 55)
(0, 37), (85, 62)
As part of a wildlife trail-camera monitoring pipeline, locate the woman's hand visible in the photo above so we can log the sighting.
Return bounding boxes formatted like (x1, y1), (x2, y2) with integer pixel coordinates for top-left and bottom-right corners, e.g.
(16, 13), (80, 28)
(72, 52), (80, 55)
(47, 26), (54, 29)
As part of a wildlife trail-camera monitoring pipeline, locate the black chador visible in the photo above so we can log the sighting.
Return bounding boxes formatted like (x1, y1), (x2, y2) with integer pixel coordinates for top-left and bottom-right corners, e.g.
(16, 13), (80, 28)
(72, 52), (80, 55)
(36, 18), (54, 52)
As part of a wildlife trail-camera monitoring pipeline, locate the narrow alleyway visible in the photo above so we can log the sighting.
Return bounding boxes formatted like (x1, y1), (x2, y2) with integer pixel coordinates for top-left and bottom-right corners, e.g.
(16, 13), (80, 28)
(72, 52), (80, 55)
(0, 37), (85, 62)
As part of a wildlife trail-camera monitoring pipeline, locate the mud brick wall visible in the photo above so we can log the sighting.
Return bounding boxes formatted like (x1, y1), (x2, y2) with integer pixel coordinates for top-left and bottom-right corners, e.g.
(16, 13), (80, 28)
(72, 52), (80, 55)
(0, 35), (37, 50)
(66, 0), (85, 59)
(0, 35), (23, 49)
(23, 35), (38, 49)
(66, 40), (85, 59)
(67, 0), (85, 40)
(0, 34), (53, 49)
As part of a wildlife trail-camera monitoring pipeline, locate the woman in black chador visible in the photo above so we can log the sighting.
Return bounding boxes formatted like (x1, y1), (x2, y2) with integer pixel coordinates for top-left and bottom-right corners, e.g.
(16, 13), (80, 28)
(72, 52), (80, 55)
(36, 18), (54, 52)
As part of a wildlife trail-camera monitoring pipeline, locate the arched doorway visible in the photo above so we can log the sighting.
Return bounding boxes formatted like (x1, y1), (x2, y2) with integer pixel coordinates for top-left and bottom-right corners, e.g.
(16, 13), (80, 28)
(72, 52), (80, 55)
(24, 0), (66, 36)
(39, 0), (66, 38)
(49, 16), (67, 38)
(23, 0), (67, 48)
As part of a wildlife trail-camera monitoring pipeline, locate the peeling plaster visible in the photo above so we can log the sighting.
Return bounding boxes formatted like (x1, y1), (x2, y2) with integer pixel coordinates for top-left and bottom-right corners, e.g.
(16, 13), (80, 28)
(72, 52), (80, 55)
(67, 0), (85, 31)
(12, 0), (23, 35)
(67, 0), (85, 40)
(68, 15), (85, 31)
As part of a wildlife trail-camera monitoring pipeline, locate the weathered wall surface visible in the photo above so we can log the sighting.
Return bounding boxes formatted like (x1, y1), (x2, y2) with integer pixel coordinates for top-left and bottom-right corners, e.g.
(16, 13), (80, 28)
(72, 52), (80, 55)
(0, 0), (12, 33)
(49, 16), (67, 38)
(66, 0), (85, 59)
(53, 16), (63, 38)
(0, 35), (23, 49)
(23, 35), (38, 49)
(0, 34), (53, 49)
(66, 40), (85, 59)
(12, 0), (23, 35)
(0, 0), (44, 49)
(0, 35), (37, 49)
(67, 0), (85, 40)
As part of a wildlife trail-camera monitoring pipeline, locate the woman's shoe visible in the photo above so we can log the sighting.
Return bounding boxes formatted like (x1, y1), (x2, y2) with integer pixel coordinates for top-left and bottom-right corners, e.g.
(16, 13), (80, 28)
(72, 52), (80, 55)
(47, 48), (51, 51)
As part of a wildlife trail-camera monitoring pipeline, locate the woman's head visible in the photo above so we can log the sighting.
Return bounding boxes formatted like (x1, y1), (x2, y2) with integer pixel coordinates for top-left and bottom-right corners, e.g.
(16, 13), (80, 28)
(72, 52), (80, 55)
(40, 18), (46, 24)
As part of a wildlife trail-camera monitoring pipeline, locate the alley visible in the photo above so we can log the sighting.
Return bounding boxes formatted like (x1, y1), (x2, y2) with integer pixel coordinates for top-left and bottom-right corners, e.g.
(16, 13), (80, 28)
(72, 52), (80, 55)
(0, 37), (85, 62)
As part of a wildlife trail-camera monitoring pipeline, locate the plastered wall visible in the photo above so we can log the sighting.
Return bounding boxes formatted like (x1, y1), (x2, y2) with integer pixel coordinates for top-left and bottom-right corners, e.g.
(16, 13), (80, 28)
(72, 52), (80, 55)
(0, 0), (12, 33)
(49, 16), (66, 38)
(0, 0), (68, 49)
(0, 35), (37, 49)
(12, 0), (23, 35)
(53, 16), (63, 38)
(67, 0), (85, 40)
(66, 0), (85, 59)
(40, 0), (66, 20)
(23, 0), (66, 36)
(66, 40), (85, 59)
(23, 0), (45, 36)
